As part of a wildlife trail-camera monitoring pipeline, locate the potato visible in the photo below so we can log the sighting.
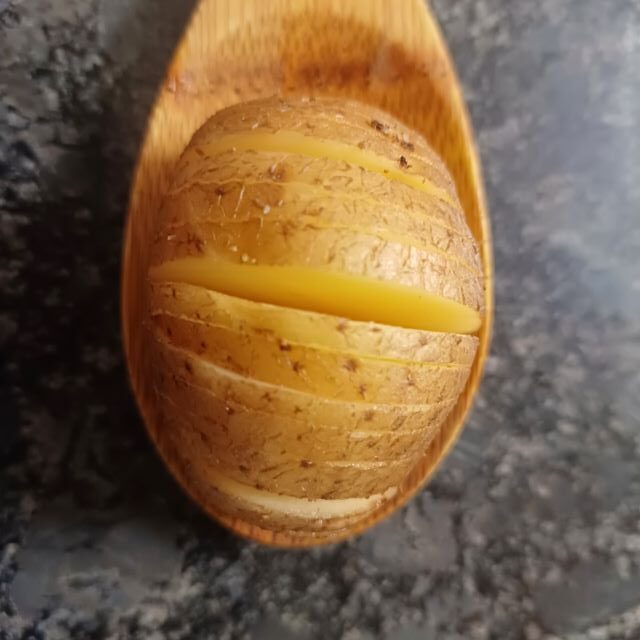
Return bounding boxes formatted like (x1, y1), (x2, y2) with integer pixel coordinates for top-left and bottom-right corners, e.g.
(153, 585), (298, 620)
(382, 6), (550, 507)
(145, 96), (483, 531)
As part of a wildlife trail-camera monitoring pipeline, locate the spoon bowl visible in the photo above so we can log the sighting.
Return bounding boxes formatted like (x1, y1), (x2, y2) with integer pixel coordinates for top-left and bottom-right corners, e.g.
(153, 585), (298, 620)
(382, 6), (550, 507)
(121, 0), (493, 547)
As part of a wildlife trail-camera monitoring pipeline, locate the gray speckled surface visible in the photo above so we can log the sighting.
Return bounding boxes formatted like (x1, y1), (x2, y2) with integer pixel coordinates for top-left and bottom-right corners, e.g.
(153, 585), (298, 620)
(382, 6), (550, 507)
(1, 0), (640, 638)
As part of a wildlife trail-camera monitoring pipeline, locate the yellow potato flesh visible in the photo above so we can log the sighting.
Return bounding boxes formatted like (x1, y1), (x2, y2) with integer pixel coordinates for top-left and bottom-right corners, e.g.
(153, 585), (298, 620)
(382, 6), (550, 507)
(150, 258), (481, 334)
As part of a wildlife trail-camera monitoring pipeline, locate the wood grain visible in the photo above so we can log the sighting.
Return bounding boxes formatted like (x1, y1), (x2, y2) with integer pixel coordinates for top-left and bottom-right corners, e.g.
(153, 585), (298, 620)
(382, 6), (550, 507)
(121, 0), (494, 547)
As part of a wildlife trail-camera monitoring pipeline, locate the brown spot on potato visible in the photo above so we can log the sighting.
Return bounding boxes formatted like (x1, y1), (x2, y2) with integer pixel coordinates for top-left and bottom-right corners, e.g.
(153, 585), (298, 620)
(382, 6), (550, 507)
(279, 340), (292, 352)
(343, 358), (359, 372)
(186, 232), (205, 253)
(261, 392), (273, 403)
(336, 321), (348, 333)
(280, 220), (295, 240)
(268, 163), (287, 182)
(363, 410), (375, 422)
(225, 405), (235, 416)
(293, 405), (303, 415)
(399, 155), (409, 169)
(184, 360), (193, 374)
(239, 464), (249, 473)
(300, 459), (313, 468)
(200, 341), (207, 349)
(358, 384), (367, 398)
(370, 119), (388, 133)
(292, 361), (303, 374)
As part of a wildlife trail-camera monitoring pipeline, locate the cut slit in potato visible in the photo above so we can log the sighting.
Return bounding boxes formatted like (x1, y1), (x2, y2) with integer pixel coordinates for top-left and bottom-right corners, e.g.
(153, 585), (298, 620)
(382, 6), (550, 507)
(148, 281), (479, 365)
(149, 257), (481, 335)
(153, 339), (459, 431)
(185, 130), (456, 205)
(208, 470), (397, 520)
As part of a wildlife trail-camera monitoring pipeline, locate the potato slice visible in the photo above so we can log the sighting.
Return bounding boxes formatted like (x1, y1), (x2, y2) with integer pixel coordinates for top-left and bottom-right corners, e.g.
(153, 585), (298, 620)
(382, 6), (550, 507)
(151, 313), (471, 404)
(149, 281), (478, 364)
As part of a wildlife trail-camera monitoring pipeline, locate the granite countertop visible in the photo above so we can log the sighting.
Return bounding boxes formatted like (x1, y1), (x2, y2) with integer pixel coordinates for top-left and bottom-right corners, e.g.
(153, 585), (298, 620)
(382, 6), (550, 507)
(1, 0), (639, 638)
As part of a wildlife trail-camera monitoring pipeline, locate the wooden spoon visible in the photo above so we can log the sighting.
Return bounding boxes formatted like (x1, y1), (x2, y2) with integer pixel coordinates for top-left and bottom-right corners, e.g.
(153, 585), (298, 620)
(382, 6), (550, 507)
(121, 0), (494, 547)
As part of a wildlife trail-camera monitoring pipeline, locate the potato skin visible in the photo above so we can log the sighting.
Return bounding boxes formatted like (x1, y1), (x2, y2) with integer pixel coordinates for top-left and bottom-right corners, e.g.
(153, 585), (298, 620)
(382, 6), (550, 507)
(146, 96), (483, 522)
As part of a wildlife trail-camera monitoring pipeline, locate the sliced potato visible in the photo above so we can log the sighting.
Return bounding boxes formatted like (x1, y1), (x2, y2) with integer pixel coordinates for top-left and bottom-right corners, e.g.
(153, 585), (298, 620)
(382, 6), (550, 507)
(158, 402), (421, 499)
(156, 370), (440, 462)
(152, 221), (483, 311)
(160, 178), (481, 272)
(149, 281), (479, 364)
(159, 428), (393, 532)
(153, 339), (458, 433)
(144, 96), (484, 531)
(151, 314), (471, 404)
